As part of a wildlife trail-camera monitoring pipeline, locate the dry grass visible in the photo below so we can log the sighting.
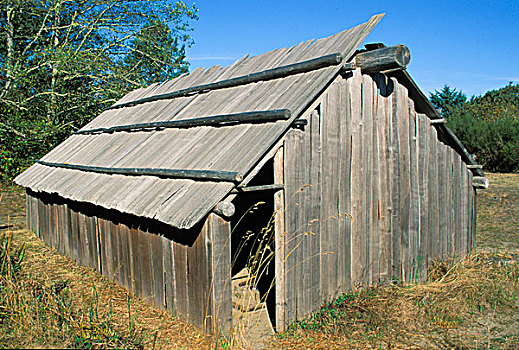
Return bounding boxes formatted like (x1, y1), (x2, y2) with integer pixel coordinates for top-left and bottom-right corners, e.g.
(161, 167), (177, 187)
(0, 228), (215, 349)
(268, 252), (519, 349)
(477, 173), (519, 250)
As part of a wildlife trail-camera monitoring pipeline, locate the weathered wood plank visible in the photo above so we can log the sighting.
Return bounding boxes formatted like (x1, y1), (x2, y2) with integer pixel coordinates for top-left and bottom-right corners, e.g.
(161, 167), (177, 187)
(396, 83), (411, 281)
(445, 148), (454, 258)
(162, 236), (176, 315)
(307, 108), (321, 315)
(119, 224), (132, 292)
(361, 74), (373, 285)
(283, 127), (303, 323)
(208, 213), (232, 334)
(373, 73), (392, 283)
(174, 242), (189, 321)
(388, 77), (402, 281)
(408, 105), (420, 281)
(428, 125), (440, 266)
(417, 114), (429, 279)
(437, 143), (448, 259)
(349, 69), (363, 287)
(274, 146), (286, 331)
(188, 224), (205, 330)
(460, 163), (469, 255)
(370, 74), (381, 284)
(141, 229), (153, 302)
(337, 78), (352, 294)
(453, 151), (462, 257)
(321, 80), (341, 300)
(69, 209), (79, 263)
(151, 233), (165, 310)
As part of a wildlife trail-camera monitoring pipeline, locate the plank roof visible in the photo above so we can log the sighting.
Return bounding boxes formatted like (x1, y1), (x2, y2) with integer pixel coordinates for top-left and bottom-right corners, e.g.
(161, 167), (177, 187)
(15, 14), (384, 229)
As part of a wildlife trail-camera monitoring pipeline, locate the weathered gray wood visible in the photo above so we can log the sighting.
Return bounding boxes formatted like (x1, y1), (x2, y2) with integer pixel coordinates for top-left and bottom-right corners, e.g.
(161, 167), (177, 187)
(274, 146), (286, 331)
(108, 53), (344, 110)
(109, 221), (121, 285)
(121, 224), (133, 293)
(429, 119), (447, 124)
(212, 201), (235, 218)
(396, 81), (411, 280)
(445, 148), (454, 258)
(417, 114), (429, 278)
(349, 69), (363, 287)
(150, 233), (165, 309)
(173, 243), (189, 321)
(437, 143), (448, 259)
(283, 127), (302, 323)
(467, 164), (483, 169)
(453, 151), (462, 257)
(427, 125), (440, 265)
(231, 184), (284, 193)
(162, 237), (176, 314)
(207, 213), (232, 334)
(69, 210), (79, 263)
(361, 74), (373, 285)
(187, 221), (209, 331)
(386, 70), (484, 177)
(355, 45), (411, 74)
(337, 78), (352, 295)
(373, 73), (392, 283)
(408, 106), (420, 281)
(62, 204), (71, 259)
(460, 162), (470, 255)
(140, 229), (153, 301)
(472, 176), (489, 189)
(320, 80), (341, 301)
(307, 108), (321, 316)
(37, 160), (243, 183)
(75, 109), (292, 135)
(371, 76), (382, 284)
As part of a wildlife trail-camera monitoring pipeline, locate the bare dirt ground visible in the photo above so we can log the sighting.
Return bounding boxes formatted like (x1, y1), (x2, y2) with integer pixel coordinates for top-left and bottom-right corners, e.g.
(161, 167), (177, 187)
(1, 173), (518, 349)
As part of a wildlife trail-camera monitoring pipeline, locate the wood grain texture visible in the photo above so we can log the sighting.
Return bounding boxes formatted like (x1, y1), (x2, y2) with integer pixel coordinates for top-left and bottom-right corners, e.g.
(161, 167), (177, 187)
(274, 146), (287, 331)
(207, 213), (232, 334)
(408, 106), (420, 281)
(427, 124), (440, 265)
(374, 74), (392, 283)
(349, 69), (363, 288)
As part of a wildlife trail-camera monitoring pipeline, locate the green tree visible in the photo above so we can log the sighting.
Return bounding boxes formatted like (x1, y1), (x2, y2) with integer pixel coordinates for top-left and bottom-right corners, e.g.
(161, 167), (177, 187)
(0, 0), (198, 180)
(430, 85), (467, 118)
(124, 19), (190, 87)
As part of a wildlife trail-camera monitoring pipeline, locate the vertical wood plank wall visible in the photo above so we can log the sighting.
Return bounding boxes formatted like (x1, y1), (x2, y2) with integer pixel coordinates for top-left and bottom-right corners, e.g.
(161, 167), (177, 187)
(25, 195), (232, 334)
(281, 69), (476, 327)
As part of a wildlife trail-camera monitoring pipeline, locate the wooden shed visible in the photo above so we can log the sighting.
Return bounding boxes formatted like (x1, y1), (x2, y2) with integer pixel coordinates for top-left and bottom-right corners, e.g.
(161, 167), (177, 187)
(15, 14), (488, 334)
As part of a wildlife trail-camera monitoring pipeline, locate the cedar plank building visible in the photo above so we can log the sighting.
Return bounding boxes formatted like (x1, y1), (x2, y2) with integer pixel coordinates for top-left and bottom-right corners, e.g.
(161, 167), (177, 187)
(15, 14), (488, 333)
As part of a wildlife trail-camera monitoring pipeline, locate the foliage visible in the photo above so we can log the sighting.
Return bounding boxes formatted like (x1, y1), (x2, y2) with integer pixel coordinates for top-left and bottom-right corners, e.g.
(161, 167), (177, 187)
(430, 85), (467, 118)
(443, 83), (519, 172)
(0, 0), (198, 181)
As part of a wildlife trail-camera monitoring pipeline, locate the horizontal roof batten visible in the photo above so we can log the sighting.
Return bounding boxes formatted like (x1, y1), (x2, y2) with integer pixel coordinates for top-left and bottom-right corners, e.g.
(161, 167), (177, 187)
(108, 53), (344, 110)
(36, 160), (243, 183)
(75, 109), (291, 135)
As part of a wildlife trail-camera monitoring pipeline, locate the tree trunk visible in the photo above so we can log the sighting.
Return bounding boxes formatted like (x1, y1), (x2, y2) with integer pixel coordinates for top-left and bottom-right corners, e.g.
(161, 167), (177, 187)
(1, 4), (15, 100)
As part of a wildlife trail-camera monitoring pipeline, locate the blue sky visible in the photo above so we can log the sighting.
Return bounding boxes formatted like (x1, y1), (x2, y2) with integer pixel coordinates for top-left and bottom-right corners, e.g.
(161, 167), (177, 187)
(184, 0), (518, 98)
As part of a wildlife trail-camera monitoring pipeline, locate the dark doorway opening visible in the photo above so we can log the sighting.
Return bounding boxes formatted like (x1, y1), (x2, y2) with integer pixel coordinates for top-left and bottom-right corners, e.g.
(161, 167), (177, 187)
(230, 159), (277, 330)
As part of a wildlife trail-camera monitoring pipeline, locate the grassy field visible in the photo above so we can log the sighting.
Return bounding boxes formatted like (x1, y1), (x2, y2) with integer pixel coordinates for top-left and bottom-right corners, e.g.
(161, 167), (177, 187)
(0, 173), (518, 349)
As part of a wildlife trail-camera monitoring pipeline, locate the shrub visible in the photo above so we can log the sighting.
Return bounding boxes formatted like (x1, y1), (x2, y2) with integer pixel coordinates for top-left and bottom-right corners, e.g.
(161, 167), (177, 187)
(447, 105), (519, 173)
